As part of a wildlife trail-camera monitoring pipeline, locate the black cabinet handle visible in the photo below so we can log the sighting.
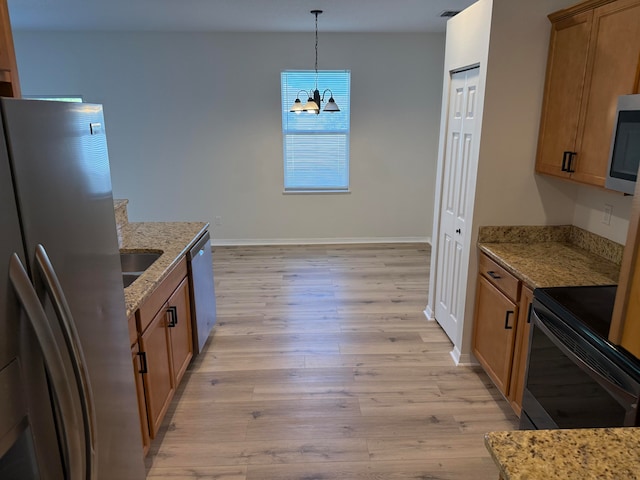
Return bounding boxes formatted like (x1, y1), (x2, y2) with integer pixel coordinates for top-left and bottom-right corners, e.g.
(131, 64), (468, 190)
(167, 306), (178, 327)
(567, 152), (576, 173)
(504, 310), (514, 330)
(562, 151), (577, 173)
(487, 271), (501, 280)
(137, 351), (148, 374)
(562, 151), (570, 171)
(455, 228), (461, 234)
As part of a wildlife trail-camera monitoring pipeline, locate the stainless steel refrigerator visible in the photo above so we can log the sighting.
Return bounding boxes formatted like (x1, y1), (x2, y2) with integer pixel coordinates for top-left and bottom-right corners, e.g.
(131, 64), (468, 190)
(0, 98), (145, 479)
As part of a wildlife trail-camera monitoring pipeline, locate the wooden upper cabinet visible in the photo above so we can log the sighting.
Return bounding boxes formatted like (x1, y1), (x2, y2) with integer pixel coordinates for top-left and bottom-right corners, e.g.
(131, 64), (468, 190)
(536, 0), (640, 187)
(536, 11), (593, 179)
(573, 0), (640, 185)
(0, 0), (20, 97)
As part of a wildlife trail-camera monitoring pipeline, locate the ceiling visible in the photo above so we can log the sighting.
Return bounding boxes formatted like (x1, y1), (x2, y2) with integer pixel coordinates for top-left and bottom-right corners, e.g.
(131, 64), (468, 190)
(7, 0), (476, 33)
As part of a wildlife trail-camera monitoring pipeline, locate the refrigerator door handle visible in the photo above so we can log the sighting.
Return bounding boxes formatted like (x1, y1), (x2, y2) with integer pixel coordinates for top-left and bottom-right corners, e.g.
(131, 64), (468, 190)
(34, 244), (97, 480)
(8, 253), (85, 480)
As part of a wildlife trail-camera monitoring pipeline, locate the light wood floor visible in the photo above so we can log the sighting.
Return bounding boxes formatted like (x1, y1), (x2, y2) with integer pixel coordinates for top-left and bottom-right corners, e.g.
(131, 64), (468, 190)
(145, 244), (518, 479)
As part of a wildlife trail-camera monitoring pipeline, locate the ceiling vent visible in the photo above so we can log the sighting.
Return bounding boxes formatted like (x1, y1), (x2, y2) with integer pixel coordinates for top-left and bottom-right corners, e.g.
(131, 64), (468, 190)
(440, 10), (461, 17)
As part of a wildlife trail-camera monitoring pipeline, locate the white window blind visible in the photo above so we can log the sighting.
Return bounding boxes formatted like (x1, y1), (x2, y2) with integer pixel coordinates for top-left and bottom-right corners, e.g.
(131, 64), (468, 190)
(281, 70), (350, 192)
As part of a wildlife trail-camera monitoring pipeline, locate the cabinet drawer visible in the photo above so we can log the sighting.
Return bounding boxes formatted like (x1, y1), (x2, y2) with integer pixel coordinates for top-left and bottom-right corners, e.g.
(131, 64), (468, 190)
(479, 253), (520, 301)
(139, 256), (188, 333)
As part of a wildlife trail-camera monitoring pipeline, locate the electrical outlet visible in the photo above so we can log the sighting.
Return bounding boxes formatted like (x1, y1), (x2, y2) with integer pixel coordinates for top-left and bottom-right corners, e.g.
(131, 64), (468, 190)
(214, 216), (222, 226)
(603, 204), (613, 225)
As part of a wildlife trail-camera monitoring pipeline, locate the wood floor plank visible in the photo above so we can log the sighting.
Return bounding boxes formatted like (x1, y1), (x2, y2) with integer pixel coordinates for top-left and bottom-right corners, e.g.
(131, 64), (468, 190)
(246, 458), (498, 480)
(146, 466), (247, 480)
(145, 244), (517, 477)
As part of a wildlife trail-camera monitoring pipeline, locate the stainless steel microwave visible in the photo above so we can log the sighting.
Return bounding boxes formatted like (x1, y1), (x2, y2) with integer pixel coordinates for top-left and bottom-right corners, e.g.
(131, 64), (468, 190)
(605, 94), (640, 195)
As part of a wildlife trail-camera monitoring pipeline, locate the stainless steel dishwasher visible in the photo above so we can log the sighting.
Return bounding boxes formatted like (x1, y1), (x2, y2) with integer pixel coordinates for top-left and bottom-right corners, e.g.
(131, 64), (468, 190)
(187, 230), (217, 354)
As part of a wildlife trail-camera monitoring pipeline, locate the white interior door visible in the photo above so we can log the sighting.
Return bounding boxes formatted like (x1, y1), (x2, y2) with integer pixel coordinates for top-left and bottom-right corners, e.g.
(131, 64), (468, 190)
(434, 67), (479, 344)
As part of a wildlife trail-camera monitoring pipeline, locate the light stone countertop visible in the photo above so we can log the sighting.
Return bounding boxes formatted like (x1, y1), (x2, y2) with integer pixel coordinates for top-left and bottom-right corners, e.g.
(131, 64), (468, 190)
(478, 241), (619, 289)
(485, 429), (640, 479)
(120, 221), (208, 318)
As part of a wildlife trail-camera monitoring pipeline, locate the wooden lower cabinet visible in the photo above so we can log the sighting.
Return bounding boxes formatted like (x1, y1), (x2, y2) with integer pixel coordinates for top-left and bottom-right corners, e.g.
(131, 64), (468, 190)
(167, 277), (193, 386)
(473, 252), (535, 417)
(140, 302), (175, 439)
(132, 256), (194, 446)
(508, 286), (534, 416)
(131, 343), (151, 455)
(472, 275), (518, 395)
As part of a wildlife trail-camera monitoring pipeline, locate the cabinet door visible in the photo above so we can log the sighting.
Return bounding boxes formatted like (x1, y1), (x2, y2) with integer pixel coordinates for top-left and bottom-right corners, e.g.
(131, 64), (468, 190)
(573, 0), (640, 186)
(168, 277), (193, 385)
(472, 276), (518, 396)
(0, 0), (20, 97)
(131, 343), (150, 455)
(508, 286), (534, 417)
(535, 11), (593, 178)
(140, 306), (175, 439)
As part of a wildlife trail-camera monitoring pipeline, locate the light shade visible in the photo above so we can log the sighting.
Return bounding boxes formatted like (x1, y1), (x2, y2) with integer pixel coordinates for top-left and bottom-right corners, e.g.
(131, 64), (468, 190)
(323, 96), (340, 112)
(290, 98), (305, 113)
(303, 97), (320, 113)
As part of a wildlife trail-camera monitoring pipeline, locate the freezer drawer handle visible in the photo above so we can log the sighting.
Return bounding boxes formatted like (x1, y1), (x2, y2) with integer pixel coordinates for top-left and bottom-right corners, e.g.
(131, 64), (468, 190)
(8, 253), (85, 480)
(34, 244), (97, 480)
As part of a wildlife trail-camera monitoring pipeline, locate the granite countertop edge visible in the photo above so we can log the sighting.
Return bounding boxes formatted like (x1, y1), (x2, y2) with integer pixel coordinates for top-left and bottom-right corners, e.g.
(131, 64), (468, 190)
(120, 221), (209, 318)
(484, 428), (640, 479)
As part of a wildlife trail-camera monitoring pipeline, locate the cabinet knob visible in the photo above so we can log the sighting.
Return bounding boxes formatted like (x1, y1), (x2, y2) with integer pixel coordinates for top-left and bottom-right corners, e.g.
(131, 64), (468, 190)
(455, 228), (461, 234)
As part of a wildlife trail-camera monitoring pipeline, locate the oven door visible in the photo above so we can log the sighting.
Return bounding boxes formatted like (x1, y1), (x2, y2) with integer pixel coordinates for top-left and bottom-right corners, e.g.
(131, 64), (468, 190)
(521, 300), (640, 430)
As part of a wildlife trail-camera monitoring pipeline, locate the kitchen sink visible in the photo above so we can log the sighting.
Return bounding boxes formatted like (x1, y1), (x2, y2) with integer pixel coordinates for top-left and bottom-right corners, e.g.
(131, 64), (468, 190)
(120, 251), (162, 274)
(120, 251), (162, 288)
(122, 273), (140, 288)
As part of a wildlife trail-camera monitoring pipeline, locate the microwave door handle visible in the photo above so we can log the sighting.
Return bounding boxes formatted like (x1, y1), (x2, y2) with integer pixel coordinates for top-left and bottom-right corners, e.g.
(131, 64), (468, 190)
(34, 244), (97, 480)
(8, 253), (85, 480)
(533, 311), (636, 406)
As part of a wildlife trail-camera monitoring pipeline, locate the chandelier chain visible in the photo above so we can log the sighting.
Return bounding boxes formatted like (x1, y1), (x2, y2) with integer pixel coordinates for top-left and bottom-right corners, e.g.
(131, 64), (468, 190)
(314, 11), (319, 90)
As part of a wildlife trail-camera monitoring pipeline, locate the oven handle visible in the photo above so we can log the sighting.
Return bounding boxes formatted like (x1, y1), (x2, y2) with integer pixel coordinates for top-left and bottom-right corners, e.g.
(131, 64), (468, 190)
(532, 307), (638, 408)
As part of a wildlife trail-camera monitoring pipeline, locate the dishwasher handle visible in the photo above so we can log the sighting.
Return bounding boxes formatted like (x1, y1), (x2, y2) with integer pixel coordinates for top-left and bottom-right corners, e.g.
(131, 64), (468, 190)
(188, 231), (211, 261)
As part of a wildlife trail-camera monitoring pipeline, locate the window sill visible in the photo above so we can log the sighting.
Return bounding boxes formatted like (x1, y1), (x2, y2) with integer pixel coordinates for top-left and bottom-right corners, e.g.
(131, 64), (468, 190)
(283, 190), (351, 195)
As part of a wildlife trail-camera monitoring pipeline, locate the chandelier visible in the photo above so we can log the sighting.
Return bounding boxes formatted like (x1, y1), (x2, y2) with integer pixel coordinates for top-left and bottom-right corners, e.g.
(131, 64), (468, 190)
(289, 10), (340, 115)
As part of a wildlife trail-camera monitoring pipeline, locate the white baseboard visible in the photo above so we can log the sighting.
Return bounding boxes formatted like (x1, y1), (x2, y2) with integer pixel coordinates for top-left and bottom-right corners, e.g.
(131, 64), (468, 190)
(212, 236), (431, 246)
(450, 346), (478, 366)
(423, 306), (435, 321)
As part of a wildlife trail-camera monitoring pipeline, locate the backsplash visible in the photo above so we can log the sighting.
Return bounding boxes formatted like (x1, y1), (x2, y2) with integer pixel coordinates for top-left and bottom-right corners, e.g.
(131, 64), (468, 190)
(114, 199), (129, 247)
(478, 225), (623, 266)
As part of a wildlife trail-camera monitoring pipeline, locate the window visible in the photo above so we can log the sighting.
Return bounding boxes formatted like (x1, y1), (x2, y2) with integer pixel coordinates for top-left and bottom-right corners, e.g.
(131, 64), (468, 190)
(281, 70), (350, 192)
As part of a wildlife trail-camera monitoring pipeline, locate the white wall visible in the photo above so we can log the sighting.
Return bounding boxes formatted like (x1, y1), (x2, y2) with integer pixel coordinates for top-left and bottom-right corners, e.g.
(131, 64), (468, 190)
(13, 31), (445, 244)
(572, 185), (633, 244)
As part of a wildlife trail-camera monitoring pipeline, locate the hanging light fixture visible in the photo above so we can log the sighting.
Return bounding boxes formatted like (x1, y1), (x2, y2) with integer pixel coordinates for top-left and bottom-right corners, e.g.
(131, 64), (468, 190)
(289, 10), (340, 115)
